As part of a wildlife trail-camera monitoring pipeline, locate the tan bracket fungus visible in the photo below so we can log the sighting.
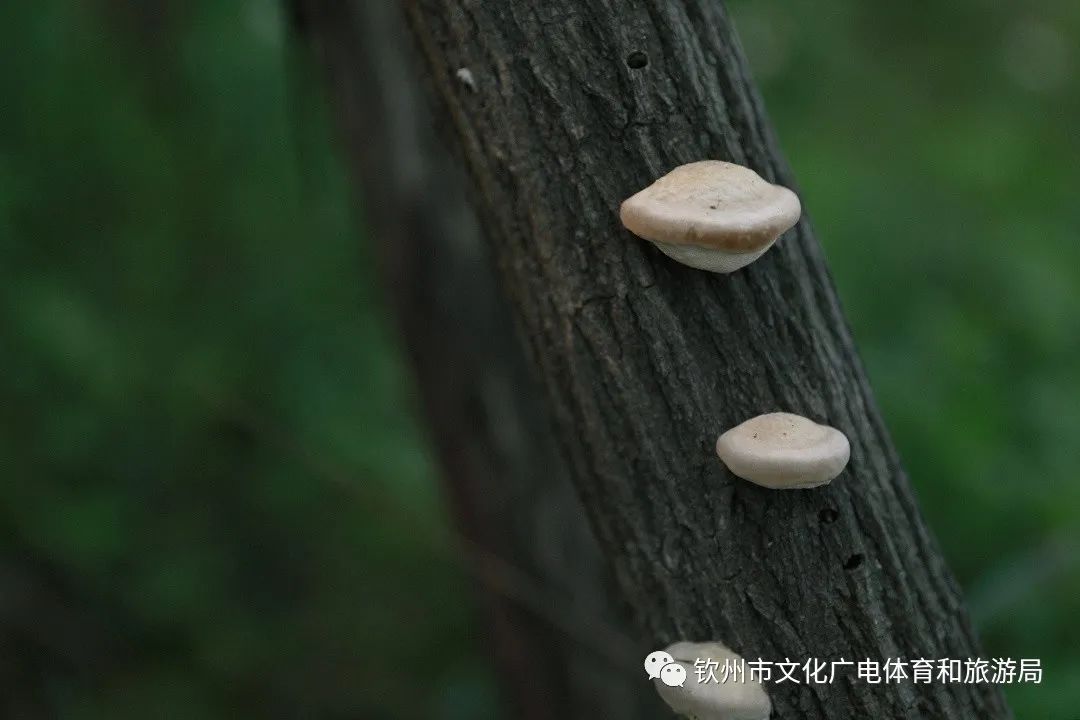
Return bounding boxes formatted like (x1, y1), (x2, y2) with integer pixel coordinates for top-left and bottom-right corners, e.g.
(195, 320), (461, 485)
(620, 160), (801, 273)
(716, 412), (850, 489)
(653, 641), (772, 720)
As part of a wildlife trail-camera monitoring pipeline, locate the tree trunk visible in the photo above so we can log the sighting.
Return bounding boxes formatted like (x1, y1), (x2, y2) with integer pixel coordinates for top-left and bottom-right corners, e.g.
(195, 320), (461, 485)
(287, 2), (662, 718)
(297, 0), (1014, 717)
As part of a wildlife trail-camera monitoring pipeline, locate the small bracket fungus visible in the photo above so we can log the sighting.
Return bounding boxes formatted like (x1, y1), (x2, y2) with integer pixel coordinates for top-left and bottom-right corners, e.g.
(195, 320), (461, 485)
(455, 67), (477, 92)
(653, 641), (771, 720)
(716, 412), (850, 489)
(620, 160), (801, 273)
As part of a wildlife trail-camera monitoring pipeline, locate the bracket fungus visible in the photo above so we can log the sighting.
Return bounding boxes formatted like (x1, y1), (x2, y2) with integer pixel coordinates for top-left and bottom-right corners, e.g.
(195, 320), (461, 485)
(620, 160), (801, 273)
(716, 412), (850, 489)
(653, 641), (771, 720)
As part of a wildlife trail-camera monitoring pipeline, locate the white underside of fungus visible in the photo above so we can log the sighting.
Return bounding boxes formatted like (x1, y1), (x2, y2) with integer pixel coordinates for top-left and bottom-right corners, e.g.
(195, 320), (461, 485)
(651, 240), (769, 274)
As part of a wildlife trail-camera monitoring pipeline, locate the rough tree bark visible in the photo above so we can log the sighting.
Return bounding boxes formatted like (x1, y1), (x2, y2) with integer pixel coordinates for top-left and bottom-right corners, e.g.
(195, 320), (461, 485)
(287, 2), (661, 718)
(300, 0), (1014, 718)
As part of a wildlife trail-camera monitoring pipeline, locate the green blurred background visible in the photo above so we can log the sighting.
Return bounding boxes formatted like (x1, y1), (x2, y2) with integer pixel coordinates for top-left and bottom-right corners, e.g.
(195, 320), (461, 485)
(1, 0), (1077, 718)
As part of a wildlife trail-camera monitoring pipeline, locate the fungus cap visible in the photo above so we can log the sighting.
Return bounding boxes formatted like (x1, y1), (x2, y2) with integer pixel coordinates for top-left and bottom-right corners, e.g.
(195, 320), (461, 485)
(715, 412), (850, 489)
(620, 160), (801, 273)
(653, 641), (771, 720)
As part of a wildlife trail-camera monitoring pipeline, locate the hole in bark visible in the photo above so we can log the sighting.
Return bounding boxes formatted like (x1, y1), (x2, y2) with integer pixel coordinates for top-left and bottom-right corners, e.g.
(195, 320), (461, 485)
(818, 508), (839, 524)
(626, 51), (649, 69)
(843, 553), (865, 570)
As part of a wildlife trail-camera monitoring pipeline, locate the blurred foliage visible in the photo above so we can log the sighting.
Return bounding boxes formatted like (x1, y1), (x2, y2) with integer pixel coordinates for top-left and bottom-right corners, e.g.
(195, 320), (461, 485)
(0, 0), (1077, 718)
(0, 1), (493, 718)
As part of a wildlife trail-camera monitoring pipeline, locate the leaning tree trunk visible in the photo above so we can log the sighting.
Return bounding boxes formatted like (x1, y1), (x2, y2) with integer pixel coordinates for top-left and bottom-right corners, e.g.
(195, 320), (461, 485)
(301, 0), (1013, 718)
(287, 3), (662, 718)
